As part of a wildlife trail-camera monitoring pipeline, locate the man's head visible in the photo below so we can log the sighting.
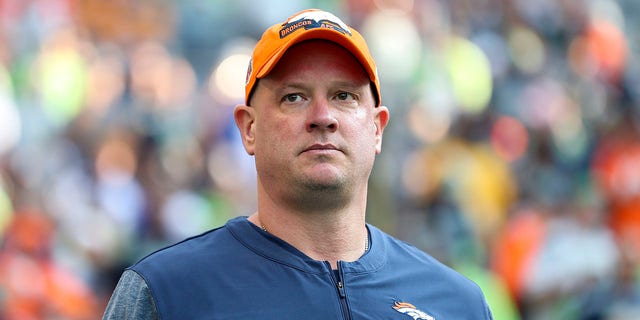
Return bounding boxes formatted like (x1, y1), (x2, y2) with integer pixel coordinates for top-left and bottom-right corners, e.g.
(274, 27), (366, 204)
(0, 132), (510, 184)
(244, 9), (381, 107)
(235, 9), (389, 211)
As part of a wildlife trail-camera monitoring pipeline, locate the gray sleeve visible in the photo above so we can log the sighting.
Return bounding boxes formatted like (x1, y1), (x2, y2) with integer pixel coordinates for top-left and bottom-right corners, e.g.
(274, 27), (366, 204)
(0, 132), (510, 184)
(103, 269), (159, 320)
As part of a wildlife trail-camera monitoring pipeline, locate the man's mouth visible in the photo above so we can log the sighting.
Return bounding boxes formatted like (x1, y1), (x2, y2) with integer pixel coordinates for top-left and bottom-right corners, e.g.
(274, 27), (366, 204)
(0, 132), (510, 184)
(301, 143), (340, 154)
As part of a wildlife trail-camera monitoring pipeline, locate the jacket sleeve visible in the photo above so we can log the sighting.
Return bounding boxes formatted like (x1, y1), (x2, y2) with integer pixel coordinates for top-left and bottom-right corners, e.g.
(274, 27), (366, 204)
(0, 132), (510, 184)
(103, 269), (159, 320)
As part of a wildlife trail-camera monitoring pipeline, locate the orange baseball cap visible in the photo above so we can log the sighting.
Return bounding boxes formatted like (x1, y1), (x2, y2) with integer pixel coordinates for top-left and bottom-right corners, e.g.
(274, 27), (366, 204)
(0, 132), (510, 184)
(245, 9), (381, 106)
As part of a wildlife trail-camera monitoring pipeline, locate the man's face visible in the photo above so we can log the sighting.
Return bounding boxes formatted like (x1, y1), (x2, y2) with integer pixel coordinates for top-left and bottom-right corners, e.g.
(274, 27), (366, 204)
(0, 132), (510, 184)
(236, 40), (389, 209)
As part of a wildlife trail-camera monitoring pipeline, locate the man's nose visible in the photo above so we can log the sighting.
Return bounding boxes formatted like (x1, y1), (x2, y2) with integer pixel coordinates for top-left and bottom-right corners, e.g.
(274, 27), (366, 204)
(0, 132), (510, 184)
(306, 98), (338, 132)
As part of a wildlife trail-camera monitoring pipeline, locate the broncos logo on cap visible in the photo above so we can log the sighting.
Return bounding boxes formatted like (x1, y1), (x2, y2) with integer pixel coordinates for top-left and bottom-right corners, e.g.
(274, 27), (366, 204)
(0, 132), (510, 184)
(279, 10), (352, 38)
(393, 301), (435, 320)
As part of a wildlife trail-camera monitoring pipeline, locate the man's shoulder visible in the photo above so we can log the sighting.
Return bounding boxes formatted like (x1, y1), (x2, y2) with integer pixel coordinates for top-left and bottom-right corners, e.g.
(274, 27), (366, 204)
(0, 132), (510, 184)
(372, 226), (439, 265)
(375, 227), (482, 291)
(375, 229), (489, 316)
(132, 222), (238, 273)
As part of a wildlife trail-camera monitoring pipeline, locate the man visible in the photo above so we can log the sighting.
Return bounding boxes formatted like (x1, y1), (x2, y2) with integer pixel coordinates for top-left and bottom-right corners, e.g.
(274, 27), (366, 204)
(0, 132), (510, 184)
(103, 9), (493, 319)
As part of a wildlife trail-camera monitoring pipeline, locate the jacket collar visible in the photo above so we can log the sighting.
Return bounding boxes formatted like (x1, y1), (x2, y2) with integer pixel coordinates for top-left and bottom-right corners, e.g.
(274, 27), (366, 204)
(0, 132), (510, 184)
(226, 216), (387, 274)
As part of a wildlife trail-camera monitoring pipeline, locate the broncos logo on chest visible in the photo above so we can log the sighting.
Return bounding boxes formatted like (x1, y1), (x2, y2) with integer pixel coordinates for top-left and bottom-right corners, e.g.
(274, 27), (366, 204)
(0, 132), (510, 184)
(393, 301), (435, 320)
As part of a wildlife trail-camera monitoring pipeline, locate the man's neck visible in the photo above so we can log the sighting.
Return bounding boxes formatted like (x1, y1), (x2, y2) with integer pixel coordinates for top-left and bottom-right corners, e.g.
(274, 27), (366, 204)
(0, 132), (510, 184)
(248, 205), (368, 269)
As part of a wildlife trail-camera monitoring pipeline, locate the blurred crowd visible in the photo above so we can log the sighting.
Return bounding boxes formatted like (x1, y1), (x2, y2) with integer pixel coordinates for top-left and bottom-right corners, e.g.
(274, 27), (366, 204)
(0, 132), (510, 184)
(1, 0), (640, 319)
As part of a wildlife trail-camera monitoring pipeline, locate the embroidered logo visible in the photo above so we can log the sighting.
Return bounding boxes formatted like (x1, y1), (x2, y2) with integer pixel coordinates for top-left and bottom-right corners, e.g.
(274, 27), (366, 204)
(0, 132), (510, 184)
(393, 301), (435, 320)
(279, 10), (351, 39)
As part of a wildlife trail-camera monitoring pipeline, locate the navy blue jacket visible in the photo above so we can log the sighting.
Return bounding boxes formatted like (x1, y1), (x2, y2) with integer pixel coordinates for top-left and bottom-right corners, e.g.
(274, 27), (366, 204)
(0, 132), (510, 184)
(130, 216), (493, 319)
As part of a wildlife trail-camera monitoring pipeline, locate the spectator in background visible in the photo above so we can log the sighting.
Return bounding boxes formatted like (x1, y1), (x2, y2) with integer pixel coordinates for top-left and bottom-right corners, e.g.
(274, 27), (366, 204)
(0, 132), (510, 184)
(519, 201), (619, 319)
(0, 210), (99, 319)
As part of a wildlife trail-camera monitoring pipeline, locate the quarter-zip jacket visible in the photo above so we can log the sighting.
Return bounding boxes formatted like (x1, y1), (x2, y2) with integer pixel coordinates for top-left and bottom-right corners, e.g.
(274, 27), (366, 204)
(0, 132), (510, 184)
(130, 216), (493, 319)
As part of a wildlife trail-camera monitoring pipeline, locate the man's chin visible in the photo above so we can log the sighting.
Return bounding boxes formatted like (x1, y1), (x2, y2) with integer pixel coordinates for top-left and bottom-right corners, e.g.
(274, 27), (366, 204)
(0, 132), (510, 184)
(293, 179), (350, 212)
(296, 172), (347, 193)
(301, 169), (345, 189)
(303, 180), (342, 192)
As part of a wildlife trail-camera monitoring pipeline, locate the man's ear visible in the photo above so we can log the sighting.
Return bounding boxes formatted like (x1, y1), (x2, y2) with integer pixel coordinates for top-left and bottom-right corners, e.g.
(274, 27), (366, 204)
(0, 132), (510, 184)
(374, 105), (390, 154)
(234, 104), (256, 155)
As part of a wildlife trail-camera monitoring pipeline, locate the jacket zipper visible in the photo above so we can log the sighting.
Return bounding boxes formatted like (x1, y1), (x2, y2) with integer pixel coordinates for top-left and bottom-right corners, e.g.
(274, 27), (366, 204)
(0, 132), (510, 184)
(328, 261), (351, 320)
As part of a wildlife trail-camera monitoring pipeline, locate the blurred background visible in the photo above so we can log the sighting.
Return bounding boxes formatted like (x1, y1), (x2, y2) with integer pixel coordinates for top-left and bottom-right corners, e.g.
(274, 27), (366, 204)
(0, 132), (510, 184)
(0, 0), (639, 319)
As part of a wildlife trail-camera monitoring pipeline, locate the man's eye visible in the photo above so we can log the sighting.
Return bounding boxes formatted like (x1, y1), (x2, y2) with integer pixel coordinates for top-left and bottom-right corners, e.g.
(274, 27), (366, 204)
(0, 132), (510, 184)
(336, 92), (356, 101)
(283, 94), (303, 103)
